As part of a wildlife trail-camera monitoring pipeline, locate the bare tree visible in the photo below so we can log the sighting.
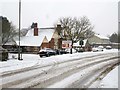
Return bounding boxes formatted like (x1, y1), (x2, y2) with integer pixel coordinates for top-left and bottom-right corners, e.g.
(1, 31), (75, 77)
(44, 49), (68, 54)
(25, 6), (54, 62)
(0, 16), (17, 45)
(57, 16), (94, 53)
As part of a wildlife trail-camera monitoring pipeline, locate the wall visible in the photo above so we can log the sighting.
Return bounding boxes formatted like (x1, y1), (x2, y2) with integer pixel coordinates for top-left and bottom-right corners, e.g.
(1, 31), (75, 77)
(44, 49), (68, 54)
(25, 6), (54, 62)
(41, 38), (62, 50)
(41, 43), (49, 49)
(49, 38), (55, 49)
(88, 36), (102, 44)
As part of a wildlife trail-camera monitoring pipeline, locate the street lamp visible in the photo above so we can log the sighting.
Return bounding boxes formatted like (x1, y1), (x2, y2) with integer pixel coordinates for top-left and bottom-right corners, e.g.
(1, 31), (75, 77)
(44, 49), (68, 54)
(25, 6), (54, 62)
(18, 0), (23, 60)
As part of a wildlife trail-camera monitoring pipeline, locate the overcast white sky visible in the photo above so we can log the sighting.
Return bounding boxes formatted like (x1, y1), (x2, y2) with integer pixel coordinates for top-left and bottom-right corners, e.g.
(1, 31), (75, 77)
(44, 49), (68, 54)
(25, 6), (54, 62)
(0, 0), (119, 36)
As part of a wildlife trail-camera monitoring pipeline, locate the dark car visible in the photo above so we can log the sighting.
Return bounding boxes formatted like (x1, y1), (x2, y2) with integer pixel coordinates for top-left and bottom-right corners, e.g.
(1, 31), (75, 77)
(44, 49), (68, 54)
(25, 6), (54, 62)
(54, 49), (69, 55)
(78, 48), (84, 52)
(39, 48), (56, 57)
(59, 49), (69, 54)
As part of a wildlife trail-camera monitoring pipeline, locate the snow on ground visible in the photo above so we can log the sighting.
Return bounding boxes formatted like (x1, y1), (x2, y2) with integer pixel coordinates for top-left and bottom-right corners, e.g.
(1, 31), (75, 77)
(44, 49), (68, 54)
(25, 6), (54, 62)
(0, 54), (40, 73)
(0, 49), (118, 73)
(47, 60), (115, 88)
(0, 49), (119, 88)
(89, 64), (119, 88)
(99, 65), (119, 88)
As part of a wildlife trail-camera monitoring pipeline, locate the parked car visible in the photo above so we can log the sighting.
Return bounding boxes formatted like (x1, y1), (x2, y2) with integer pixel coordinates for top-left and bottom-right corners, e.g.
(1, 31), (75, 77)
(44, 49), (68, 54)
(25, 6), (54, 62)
(59, 49), (69, 54)
(106, 46), (112, 49)
(78, 48), (84, 52)
(39, 48), (56, 57)
(54, 49), (69, 55)
(92, 46), (103, 52)
(54, 49), (61, 55)
(98, 46), (104, 49)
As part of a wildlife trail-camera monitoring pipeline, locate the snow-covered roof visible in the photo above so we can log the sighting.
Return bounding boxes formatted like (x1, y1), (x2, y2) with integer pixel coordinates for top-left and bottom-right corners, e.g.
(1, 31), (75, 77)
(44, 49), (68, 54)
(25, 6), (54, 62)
(16, 28), (55, 46)
(26, 28), (55, 41)
(95, 34), (109, 40)
(16, 36), (46, 46)
(20, 28), (29, 36)
(73, 39), (88, 47)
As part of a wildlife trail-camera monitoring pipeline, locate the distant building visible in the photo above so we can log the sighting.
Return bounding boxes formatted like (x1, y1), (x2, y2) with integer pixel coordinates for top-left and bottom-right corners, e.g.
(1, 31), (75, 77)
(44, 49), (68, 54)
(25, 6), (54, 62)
(88, 34), (111, 45)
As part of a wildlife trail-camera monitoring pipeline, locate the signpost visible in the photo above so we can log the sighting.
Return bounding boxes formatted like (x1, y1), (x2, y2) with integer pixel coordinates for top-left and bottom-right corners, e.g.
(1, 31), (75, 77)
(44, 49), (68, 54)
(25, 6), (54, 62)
(62, 40), (72, 49)
(79, 40), (84, 47)
(78, 40), (84, 52)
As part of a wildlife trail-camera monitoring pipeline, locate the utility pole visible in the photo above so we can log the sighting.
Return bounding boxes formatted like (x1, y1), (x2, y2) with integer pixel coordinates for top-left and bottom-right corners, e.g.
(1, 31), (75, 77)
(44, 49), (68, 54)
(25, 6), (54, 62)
(18, 0), (22, 60)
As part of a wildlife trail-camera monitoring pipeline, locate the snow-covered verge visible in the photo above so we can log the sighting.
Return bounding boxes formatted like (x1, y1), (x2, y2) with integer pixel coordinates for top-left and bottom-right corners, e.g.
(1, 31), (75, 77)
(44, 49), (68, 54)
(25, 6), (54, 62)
(99, 65), (119, 88)
(89, 65), (119, 88)
(0, 54), (40, 73)
(0, 49), (118, 73)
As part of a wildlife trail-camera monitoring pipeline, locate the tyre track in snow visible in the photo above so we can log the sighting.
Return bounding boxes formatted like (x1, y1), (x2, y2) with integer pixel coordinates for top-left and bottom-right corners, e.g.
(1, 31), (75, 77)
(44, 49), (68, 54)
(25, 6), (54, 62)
(34, 56), (120, 88)
(1, 53), (118, 88)
(1, 53), (115, 77)
(1, 54), (110, 88)
(66, 60), (119, 88)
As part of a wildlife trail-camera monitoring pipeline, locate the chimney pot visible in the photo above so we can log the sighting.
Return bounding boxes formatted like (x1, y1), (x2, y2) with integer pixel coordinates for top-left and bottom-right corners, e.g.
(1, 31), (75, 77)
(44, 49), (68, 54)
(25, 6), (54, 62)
(34, 23), (37, 28)
(34, 23), (38, 36)
(56, 24), (62, 35)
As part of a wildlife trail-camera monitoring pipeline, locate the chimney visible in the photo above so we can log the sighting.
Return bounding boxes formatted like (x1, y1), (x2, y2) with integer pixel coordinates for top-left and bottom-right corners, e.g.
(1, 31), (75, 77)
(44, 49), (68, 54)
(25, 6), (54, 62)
(34, 23), (38, 36)
(56, 24), (62, 35)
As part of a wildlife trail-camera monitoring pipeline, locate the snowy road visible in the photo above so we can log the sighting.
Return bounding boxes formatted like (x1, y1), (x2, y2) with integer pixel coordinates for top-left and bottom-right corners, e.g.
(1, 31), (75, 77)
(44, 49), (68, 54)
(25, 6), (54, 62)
(0, 51), (119, 88)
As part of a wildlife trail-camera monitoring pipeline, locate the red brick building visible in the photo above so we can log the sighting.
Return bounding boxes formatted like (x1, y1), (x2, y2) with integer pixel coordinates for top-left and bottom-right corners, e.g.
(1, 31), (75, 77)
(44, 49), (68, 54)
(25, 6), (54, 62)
(16, 24), (62, 53)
